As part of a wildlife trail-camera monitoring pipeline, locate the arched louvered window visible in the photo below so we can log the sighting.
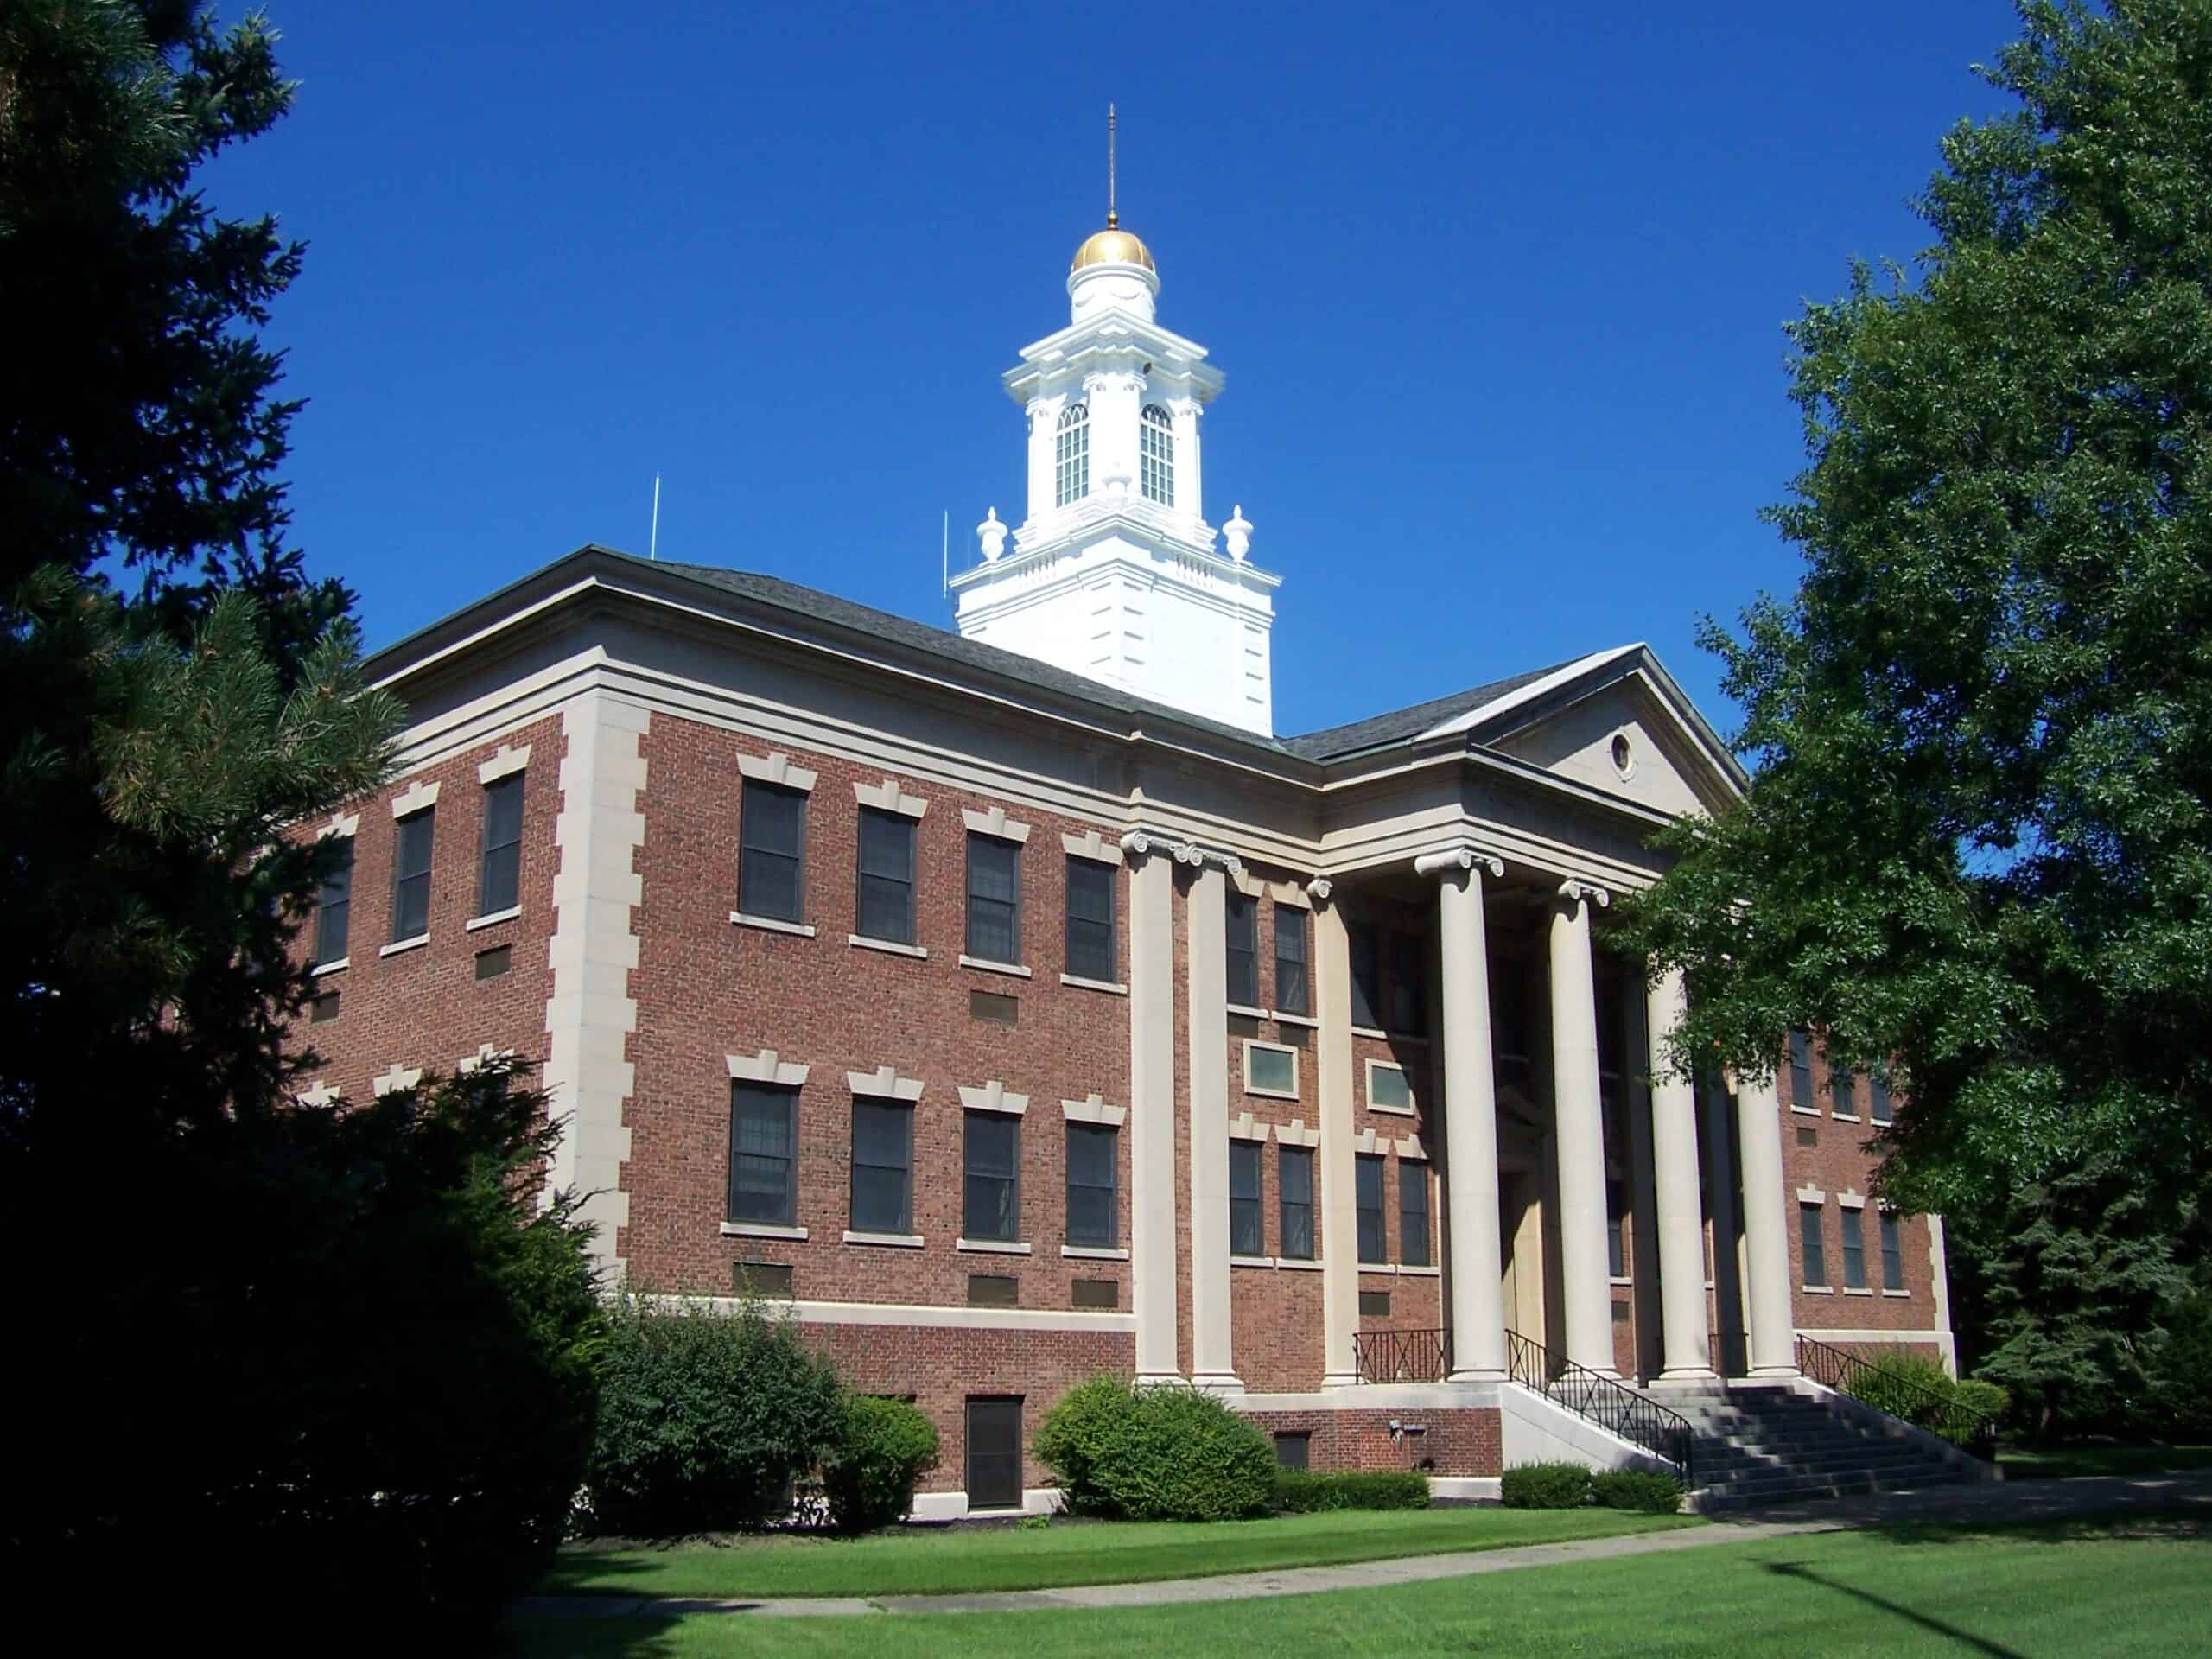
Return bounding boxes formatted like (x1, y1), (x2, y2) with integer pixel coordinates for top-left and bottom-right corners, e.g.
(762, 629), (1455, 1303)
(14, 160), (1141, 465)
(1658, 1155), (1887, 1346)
(1055, 404), (1090, 506)
(1140, 404), (1175, 505)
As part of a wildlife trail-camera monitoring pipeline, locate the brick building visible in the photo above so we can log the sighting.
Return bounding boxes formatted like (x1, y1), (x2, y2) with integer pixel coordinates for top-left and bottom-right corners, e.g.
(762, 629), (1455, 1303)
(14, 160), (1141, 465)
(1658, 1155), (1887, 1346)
(291, 212), (1955, 1512)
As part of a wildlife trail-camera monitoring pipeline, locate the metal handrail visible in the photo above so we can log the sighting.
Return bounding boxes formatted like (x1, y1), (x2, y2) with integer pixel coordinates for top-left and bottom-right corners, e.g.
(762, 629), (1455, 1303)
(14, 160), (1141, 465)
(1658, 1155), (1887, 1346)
(1353, 1326), (1452, 1384)
(1505, 1328), (1694, 1487)
(1795, 1333), (1998, 1456)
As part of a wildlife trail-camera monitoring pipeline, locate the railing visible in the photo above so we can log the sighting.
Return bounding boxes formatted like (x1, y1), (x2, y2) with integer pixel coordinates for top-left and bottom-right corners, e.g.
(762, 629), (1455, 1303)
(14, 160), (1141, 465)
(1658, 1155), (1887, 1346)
(1506, 1328), (1694, 1488)
(1354, 1326), (1452, 1383)
(1795, 1334), (1998, 1457)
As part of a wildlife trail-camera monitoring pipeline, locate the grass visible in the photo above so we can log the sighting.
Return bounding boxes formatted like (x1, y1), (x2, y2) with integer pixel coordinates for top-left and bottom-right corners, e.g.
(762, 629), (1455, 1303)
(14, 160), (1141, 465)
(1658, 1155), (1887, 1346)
(1997, 1440), (2212, 1480)
(542, 1506), (1695, 1599)
(512, 1510), (2212, 1657)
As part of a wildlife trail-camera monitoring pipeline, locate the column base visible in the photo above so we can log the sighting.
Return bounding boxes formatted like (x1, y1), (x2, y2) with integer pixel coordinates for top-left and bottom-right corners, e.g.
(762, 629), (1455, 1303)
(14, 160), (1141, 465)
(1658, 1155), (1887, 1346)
(1134, 1370), (1188, 1389)
(1320, 1370), (1363, 1390)
(1654, 1367), (1719, 1384)
(1188, 1370), (1246, 1395)
(1746, 1363), (1802, 1380)
(1446, 1367), (1507, 1384)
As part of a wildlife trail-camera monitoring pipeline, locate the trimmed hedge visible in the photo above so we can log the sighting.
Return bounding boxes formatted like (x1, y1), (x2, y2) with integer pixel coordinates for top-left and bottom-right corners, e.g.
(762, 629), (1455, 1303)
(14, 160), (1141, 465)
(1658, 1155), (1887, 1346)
(1590, 1470), (1684, 1513)
(1094, 1387), (1278, 1522)
(1033, 1374), (1133, 1515)
(1501, 1462), (1592, 1509)
(821, 1395), (939, 1534)
(1274, 1469), (1431, 1513)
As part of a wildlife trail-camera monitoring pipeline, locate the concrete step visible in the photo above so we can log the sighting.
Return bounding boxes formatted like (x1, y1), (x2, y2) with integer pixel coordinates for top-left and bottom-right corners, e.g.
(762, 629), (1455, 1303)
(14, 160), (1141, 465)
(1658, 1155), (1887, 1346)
(1694, 1467), (1969, 1510)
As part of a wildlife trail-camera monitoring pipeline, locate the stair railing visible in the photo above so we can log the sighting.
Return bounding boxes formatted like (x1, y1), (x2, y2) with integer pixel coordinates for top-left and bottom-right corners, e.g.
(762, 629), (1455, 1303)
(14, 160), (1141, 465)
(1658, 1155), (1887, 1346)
(1794, 1333), (1998, 1458)
(1504, 1328), (1694, 1488)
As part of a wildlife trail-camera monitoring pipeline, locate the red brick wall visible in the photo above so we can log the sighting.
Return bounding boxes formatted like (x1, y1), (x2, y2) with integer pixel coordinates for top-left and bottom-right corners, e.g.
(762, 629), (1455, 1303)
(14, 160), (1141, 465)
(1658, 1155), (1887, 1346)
(286, 715), (565, 1104)
(1238, 1407), (1501, 1478)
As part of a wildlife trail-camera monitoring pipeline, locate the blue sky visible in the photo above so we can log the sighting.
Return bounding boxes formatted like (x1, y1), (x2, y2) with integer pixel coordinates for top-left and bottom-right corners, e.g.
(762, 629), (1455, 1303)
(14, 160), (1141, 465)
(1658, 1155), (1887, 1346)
(212, 1), (2019, 740)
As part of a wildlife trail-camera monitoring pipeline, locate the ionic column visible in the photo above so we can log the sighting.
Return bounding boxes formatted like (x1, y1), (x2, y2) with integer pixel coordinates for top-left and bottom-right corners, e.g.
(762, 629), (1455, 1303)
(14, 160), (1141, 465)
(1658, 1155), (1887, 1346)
(1416, 847), (1508, 1382)
(1312, 884), (1360, 1388)
(1646, 968), (1716, 1380)
(1548, 880), (1618, 1376)
(1735, 1071), (1800, 1376)
(1185, 858), (1241, 1392)
(1121, 832), (1182, 1384)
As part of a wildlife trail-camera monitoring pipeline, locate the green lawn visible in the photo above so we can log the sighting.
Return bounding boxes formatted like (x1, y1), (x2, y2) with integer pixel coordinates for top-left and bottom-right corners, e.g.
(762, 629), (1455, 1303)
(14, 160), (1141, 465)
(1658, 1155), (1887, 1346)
(1997, 1440), (2212, 1480)
(513, 1510), (2212, 1658)
(543, 1506), (1695, 1599)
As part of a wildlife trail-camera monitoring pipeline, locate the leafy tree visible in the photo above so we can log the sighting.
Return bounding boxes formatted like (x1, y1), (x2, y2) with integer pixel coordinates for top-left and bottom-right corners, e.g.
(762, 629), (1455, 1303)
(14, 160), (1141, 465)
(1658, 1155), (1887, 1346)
(1621, 1), (2212, 1224)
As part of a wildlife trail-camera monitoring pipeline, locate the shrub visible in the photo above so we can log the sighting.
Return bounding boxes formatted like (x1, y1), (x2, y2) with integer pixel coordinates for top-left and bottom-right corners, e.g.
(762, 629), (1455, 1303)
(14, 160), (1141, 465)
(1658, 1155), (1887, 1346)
(1953, 1377), (2012, 1430)
(2151, 1293), (2212, 1435)
(1033, 1374), (1140, 1514)
(820, 1395), (939, 1534)
(1589, 1470), (1684, 1513)
(1274, 1469), (1431, 1512)
(1092, 1387), (1278, 1522)
(1501, 1462), (1592, 1509)
(1851, 1351), (1958, 1433)
(585, 1296), (844, 1535)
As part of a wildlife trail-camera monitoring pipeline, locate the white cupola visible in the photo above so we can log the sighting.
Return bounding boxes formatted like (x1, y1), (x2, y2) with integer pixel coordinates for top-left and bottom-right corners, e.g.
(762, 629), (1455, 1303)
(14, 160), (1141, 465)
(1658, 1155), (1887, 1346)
(951, 128), (1280, 735)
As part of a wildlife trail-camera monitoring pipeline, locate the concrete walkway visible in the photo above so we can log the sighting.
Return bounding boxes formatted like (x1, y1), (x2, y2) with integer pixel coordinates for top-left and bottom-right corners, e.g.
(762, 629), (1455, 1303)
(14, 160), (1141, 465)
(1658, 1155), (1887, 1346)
(523, 1469), (2212, 1621)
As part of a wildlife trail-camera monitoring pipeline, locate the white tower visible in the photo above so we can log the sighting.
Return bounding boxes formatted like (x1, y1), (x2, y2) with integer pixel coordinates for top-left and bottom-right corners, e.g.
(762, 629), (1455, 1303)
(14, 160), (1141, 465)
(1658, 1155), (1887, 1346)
(953, 114), (1280, 735)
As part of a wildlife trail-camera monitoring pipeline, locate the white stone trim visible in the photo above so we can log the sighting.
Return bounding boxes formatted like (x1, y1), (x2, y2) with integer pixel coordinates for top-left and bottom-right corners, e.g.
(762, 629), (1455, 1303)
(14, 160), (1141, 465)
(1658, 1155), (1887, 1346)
(849, 1065), (925, 1101)
(1796, 1185), (1827, 1205)
(478, 742), (531, 784)
(1062, 1094), (1127, 1127)
(842, 1230), (925, 1248)
(1802, 1284), (1834, 1294)
(296, 1080), (340, 1109)
(319, 812), (359, 841)
(1928, 1212), (1956, 1375)
(728, 1049), (810, 1086)
(1061, 829), (1123, 866)
(849, 934), (927, 959)
(1274, 1118), (1321, 1147)
(1229, 865), (1264, 898)
(1243, 1038), (1300, 1099)
(390, 778), (440, 817)
(1271, 1009), (1319, 1028)
(372, 1064), (422, 1097)
(1364, 1057), (1417, 1115)
(1884, 1287), (1912, 1298)
(700, 1295), (1140, 1334)
(1399, 1262), (1440, 1276)
(458, 1042), (515, 1074)
(732, 911), (816, 937)
(311, 957), (348, 976)
(1227, 1001), (1268, 1020)
(1845, 1286), (1874, 1296)
(958, 955), (1032, 978)
(957, 1237), (1033, 1255)
(853, 776), (927, 817)
(958, 1080), (1028, 1116)
(1236, 1381), (1501, 1413)
(737, 750), (817, 791)
(906, 1487), (1068, 1522)
(1276, 1256), (1323, 1271)
(1267, 880), (1311, 910)
(1395, 1133), (1428, 1161)
(1352, 1127), (1382, 1154)
(721, 1221), (808, 1241)
(466, 906), (522, 931)
(1228, 1110), (1268, 1141)
(379, 935), (428, 957)
(1427, 1477), (1503, 1502)
(1059, 973), (1128, 995)
(961, 805), (1031, 843)
(1062, 1244), (1129, 1260)
(1838, 1189), (1867, 1210)
(1231, 1255), (1276, 1268)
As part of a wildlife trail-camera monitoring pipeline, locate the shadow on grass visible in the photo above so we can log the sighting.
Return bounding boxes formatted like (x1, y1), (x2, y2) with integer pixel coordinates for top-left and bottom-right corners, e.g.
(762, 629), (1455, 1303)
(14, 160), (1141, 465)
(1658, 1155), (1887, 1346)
(1760, 1560), (2031, 1659)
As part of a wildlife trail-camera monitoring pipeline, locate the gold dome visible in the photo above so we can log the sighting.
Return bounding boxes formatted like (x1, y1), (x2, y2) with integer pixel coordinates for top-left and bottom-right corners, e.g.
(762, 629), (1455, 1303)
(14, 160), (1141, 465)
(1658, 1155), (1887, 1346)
(1071, 226), (1155, 274)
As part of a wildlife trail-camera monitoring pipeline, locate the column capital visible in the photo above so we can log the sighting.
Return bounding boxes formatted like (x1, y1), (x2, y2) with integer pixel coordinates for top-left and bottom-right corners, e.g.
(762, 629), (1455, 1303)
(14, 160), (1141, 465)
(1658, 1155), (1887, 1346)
(1305, 875), (1334, 904)
(1557, 878), (1612, 909)
(1413, 844), (1504, 880)
(1119, 828), (1204, 867)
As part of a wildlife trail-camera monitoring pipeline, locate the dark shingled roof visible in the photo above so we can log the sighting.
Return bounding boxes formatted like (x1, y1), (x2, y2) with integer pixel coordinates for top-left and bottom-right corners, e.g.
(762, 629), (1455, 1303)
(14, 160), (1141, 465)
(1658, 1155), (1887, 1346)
(611, 551), (1586, 766)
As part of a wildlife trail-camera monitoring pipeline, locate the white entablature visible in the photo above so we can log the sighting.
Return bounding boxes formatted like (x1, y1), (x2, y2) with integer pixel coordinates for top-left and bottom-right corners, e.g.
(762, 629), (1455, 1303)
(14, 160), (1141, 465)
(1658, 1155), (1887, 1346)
(952, 221), (1281, 736)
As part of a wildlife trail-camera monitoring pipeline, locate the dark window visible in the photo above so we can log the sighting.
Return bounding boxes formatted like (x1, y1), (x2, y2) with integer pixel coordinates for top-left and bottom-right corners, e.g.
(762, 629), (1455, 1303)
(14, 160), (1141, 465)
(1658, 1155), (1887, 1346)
(850, 1099), (913, 1235)
(734, 1261), (794, 1295)
(478, 773), (524, 916)
(1840, 1207), (1868, 1289)
(315, 837), (353, 966)
(963, 1110), (1020, 1242)
(1787, 1030), (1815, 1109)
(1274, 1432), (1311, 1471)
(1389, 931), (1427, 1033)
(966, 1397), (1023, 1511)
(1274, 905), (1310, 1015)
(391, 808), (435, 941)
(1358, 1289), (1391, 1317)
(309, 990), (340, 1023)
(729, 1082), (798, 1226)
(970, 989), (1019, 1025)
(1065, 1122), (1117, 1249)
(1350, 924), (1381, 1028)
(474, 943), (512, 981)
(856, 808), (917, 944)
(1225, 889), (1259, 1007)
(739, 779), (805, 923)
(1065, 857), (1116, 982)
(966, 834), (1020, 963)
(1796, 1125), (1819, 1148)
(1279, 1145), (1315, 1261)
(1399, 1161), (1431, 1267)
(1830, 1066), (1857, 1117)
(1071, 1278), (1117, 1309)
(1230, 1138), (1264, 1256)
(1800, 1201), (1827, 1287)
(967, 1273), (1019, 1306)
(1868, 1073), (1893, 1126)
(1606, 1178), (1628, 1278)
(1879, 1211), (1905, 1288)
(1356, 1153), (1387, 1263)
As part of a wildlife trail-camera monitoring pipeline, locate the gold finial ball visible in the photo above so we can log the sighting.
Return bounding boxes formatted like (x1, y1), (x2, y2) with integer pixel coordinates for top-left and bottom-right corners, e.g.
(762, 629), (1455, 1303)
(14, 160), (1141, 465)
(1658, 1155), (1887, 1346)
(1071, 227), (1155, 274)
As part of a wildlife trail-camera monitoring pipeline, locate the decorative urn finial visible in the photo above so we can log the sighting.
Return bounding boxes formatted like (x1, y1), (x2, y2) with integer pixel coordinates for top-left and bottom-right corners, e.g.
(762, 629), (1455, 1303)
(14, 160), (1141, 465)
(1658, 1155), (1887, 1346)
(977, 506), (1008, 563)
(1224, 504), (1253, 563)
